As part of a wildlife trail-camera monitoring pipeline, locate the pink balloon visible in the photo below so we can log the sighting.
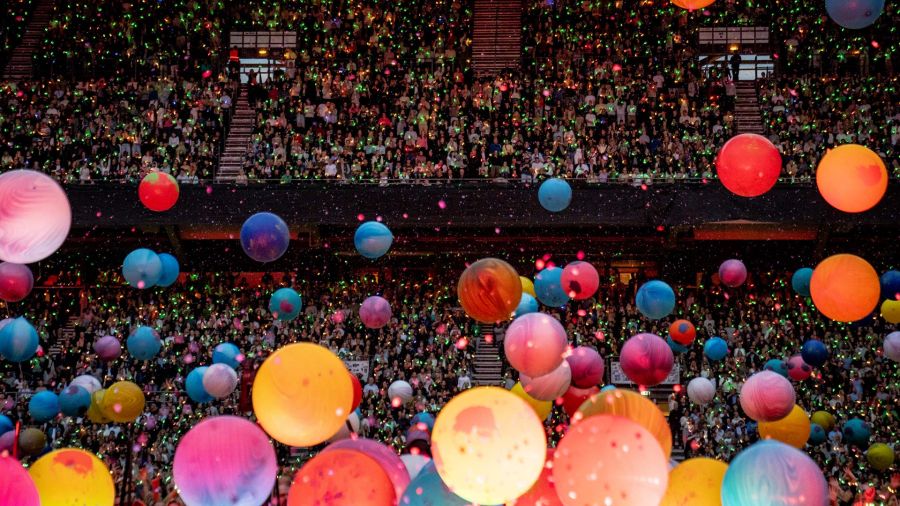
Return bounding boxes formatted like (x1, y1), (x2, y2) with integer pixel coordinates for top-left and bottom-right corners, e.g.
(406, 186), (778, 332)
(0, 263), (33, 302)
(0, 170), (72, 264)
(520, 361), (572, 401)
(786, 354), (812, 381)
(360, 296), (392, 329)
(885, 332), (900, 362)
(560, 261), (599, 300)
(619, 333), (674, 386)
(92, 336), (121, 362)
(566, 346), (605, 388)
(718, 259), (748, 288)
(0, 453), (40, 506)
(504, 312), (568, 377)
(740, 371), (796, 422)
(324, 438), (410, 499)
(0, 431), (16, 455)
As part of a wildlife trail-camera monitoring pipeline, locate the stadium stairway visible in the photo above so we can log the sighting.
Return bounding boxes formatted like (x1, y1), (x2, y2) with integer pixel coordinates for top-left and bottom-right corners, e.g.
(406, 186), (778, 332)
(472, 0), (523, 75)
(734, 81), (765, 134)
(1, 0), (53, 79)
(216, 84), (254, 182)
(472, 326), (505, 386)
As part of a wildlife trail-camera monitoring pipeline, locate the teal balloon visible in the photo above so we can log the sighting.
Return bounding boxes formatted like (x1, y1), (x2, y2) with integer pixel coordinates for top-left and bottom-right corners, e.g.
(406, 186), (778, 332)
(411, 412), (435, 431)
(156, 253), (180, 287)
(534, 267), (570, 307)
(667, 336), (689, 354)
(212, 342), (242, 369)
(538, 177), (572, 212)
(354, 221), (394, 259)
(269, 287), (302, 321)
(636, 280), (675, 320)
(399, 463), (472, 506)
(600, 385), (617, 392)
(704, 337), (728, 361)
(127, 326), (161, 360)
(59, 385), (91, 417)
(514, 293), (539, 316)
(122, 248), (162, 289)
(722, 440), (827, 506)
(28, 391), (59, 423)
(0, 317), (39, 362)
(764, 359), (789, 377)
(791, 268), (813, 297)
(809, 424), (827, 445)
(0, 414), (13, 434)
(842, 418), (871, 448)
(186, 367), (214, 403)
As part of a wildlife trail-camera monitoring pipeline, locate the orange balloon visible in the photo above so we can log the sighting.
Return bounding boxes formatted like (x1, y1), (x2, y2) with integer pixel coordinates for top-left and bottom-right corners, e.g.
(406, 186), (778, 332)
(672, 0), (716, 9)
(816, 144), (887, 213)
(576, 388), (672, 459)
(810, 254), (880, 322)
(758, 405), (811, 449)
(457, 258), (522, 323)
(287, 449), (395, 506)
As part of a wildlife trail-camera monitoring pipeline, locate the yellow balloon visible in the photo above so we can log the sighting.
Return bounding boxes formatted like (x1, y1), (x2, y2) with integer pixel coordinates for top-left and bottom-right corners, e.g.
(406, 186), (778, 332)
(87, 389), (111, 424)
(810, 410), (835, 432)
(520, 276), (536, 298)
(758, 405), (811, 449)
(510, 382), (552, 420)
(252, 342), (353, 447)
(660, 457), (728, 506)
(431, 387), (546, 505)
(881, 299), (900, 324)
(100, 381), (145, 422)
(30, 448), (115, 506)
(577, 388), (672, 458)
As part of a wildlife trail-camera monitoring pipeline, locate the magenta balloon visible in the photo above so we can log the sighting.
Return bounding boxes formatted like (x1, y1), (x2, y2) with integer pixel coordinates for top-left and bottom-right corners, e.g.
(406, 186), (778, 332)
(0, 453), (40, 506)
(0, 263), (33, 302)
(619, 333), (674, 386)
(360, 296), (392, 329)
(504, 312), (569, 377)
(0, 170), (72, 264)
(324, 438), (411, 499)
(786, 354), (812, 381)
(520, 360), (572, 401)
(718, 259), (748, 288)
(173, 416), (277, 506)
(566, 346), (605, 388)
(739, 371), (796, 422)
(0, 431), (16, 455)
(92, 336), (122, 362)
(560, 261), (600, 300)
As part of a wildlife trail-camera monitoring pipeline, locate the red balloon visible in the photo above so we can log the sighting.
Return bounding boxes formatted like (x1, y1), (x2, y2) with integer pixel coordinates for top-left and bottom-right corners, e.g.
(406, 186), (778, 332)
(560, 261), (599, 300)
(716, 134), (782, 197)
(786, 355), (812, 381)
(508, 449), (563, 506)
(562, 385), (599, 418)
(138, 172), (180, 212)
(0, 262), (33, 302)
(349, 373), (363, 411)
(668, 319), (696, 346)
(619, 333), (674, 386)
(565, 346), (605, 388)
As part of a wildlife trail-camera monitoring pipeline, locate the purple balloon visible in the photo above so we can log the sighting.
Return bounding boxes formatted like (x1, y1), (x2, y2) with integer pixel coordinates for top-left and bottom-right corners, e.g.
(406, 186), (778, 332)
(324, 438), (411, 500)
(93, 336), (122, 362)
(0, 453), (40, 505)
(360, 296), (392, 329)
(0, 430), (16, 455)
(619, 333), (674, 386)
(0, 263), (33, 302)
(719, 259), (748, 288)
(566, 345), (605, 388)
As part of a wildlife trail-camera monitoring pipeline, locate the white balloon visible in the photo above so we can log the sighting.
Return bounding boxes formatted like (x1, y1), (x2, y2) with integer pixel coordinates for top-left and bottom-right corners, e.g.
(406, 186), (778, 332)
(519, 361), (572, 401)
(327, 411), (361, 442)
(388, 380), (413, 403)
(70, 374), (102, 394)
(687, 377), (716, 405)
(400, 454), (431, 479)
(885, 332), (900, 363)
(202, 363), (238, 398)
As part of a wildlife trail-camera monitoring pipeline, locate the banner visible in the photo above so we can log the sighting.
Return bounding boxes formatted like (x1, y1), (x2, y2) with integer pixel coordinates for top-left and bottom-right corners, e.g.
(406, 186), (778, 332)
(344, 360), (370, 380)
(610, 361), (680, 385)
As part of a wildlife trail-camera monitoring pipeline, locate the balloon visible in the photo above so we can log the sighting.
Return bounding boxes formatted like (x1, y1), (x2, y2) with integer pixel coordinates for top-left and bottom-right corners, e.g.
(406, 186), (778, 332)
(252, 343), (353, 447)
(122, 248), (162, 289)
(138, 171), (179, 212)
(509, 449), (563, 506)
(411, 412), (436, 432)
(269, 287), (302, 321)
(70, 374), (102, 394)
(786, 355), (812, 381)
(520, 361), (571, 401)
(288, 449), (395, 506)
(672, 0), (716, 10)
(186, 367), (214, 403)
(534, 266), (570, 307)
(555, 415), (669, 506)
(825, 0), (885, 29)
(577, 388), (673, 459)
(811, 411), (836, 432)
(0, 414), (13, 435)
(1, 431), (19, 455)
(156, 253), (180, 287)
(704, 337), (729, 361)
(0, 170), (71, 264)
(660, 457), (727, 506)
(354, 221), (394, 259)
(173, 416), (277, 506)
(791, 267), (813, 296)
(328, 411), (361, 443)
(881, 270), (900, 300)
(510, 382), (553, 420)
(718, 259), (747, 288)
(739, 371), (795, 422)
(810, 254), (880, 321)
(842, 418), (871, 448)
(431, 387), (546, 504)
(18, 428), (46, 455)
(538, 177), (572, 212)
(86, 389), (111, 424)
(715, 133), (781, 197)
(687, 377), (716, 405)
(100, 381), (145, 422)
(0, 317), (39, 362)
(92, 335), (121, 361)
(800, 340), (829, 368)
(457, 258), (521, 323)
(202, 363), (238, 399)
(360, 295), (392, 329)
(809, 424), (827, 445)
(350, 374), (363, 411)
(58, 385), (91, 417)
(388, 380), (414, 403)
(881, 299), (900, 324)
(561, 261), (599, 299)
(504, 312), (568, 377)
(758, 405), (811, 449)
(619, 333), (674, 386)
(669, 319), (696, 346)
(562, 385), (599, 418)
(240, 212), (290, 262)
(400, 454), (431, 480)
(885, 331), (900, 362)
(28, 391), (59, 423)
(127, 326), (161, 360)
(325, 438), (410, 500)
(212, 342), (242, 368)
(29, 448), (115, 506)
(514, 293), (539, 316)
(636, 280), (675, 320)
(816, 144), (887, 212)
(520, 276), (536, 297)
(721, 440), (827, 506)
(0, 262), (33, 302)
(667, 336), (689, 354)
(0, 453), (40, 505)
(566, 346), (604, 388)
(866, 443), (894, 471)
(399, 462), (469, 506)
(764, 358), (789, 377)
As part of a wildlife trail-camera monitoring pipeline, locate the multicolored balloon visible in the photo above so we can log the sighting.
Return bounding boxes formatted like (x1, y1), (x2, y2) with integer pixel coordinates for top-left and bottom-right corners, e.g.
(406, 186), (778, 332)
(212, 342), (242, 369)
(126, 326), (161, 360)
(92, 335), (121, 361)
(566, 345), (604, 388)
(687, 377), (716, 405)
(619, 333), (674, 386)
(29, 449), (115, 506)
(202, 363), (239, 399)
(269, 287), (302, 321)
(324, 438), (411, 500)
(577, 388), (673, 459)
(791, 267), (813, 296)
(156, 253), (180, 287)
(100, 381), (145, 422)
(718, 259), (747, 288)
(825, 0), (885, 29)
(138, 171), (180, 212)
(636, 280), (675, 320)
(360, 295), (393, 329)
(186, 367), (214, 403)
(758, 405), (811, 449)
(0, 170), (72, 264)
(457, 258), (522, 323)
(0, 317), (39, 362)
(504, 312), (568, 377)
(560, 261), (599, 299)
(240, 212), (290, 263)
(354, 221), (394, 259)
(0, 262), (33, 302)
(721, 440), (827, 506)
(520, 360), (572, 401)
(739, 371), (795, 422)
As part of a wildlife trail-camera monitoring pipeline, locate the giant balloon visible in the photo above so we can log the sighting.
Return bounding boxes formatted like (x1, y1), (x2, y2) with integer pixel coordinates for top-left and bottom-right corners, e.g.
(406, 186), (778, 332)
(842, 418), (871, 448)
(669, 319), (696, 346)
(816, 144), (887, 212)
(721, 440), (827, 506)
(388, 380), (414, 403)
(202, 364), (238, 399)
(562, 385), (599, 417)
(538, 177), (572, 212)
(92, 335), (121, 362)
(70, 374), (102, 394)
(0, 413), (13, 435)
(786, 355), (812, 381)
(801, 340), (829, 368)
(511, 382), (553, 420)
(86, 389), (110, 424)
(138, 171), (179, 212)
(881, 270), (900, 300)
(866, 443), (894, 471)
(269, 287), (302, 321)
(619, 333), (674, 386)
(716, 134), (781, 197)
(360, 295), (392, 329)
(810, 411), (836, 432)
(660, 457), (727, 506)
(0, 262), (33, 302)
(810, 254), (880, 322)
(398, 462), (470, 506)
(28, 391), (59, 423)
(288, 449), (395, 506)
(59, 385), (92, 417)
(0, 453), (40, 505)
(534, 266), (570, 307)
(18, 428), (46, 456)
(758, 405), (811, 449)
(100, 381), (145, 422)
(0, 170), (71, 264)
(672, 0), (716, 9)
(156, 253), (180, 287)
(324, 438), (410, 500)
(826, 0), (885, 29)
(29, 449), (115, 506)
(354, 221), (394, 259)
(636, 280), (676, 319)
(718, 259), (747, 288)
(881, 299), (900, 324)
(509, 449), (563, 506)
(764, 358), (788, 377)
(457, 258), (522, 323)
(127, 326), (161, 360)
(520, 276), (536, 297)
(520, 360), (571, 401)
(504, 312), (568, 377)
(885, 331), (900, 362)
(809, 424), (827, 446)
(687, 377), (716, 405)
(791, 267), (813, 296)
(577, 388), (673, 459)
(212, 342), (242, 369)
(560, 261), (599, 299)
(704, 337), (728, 361)
(240, 212), (290, 262)
(739, 371), (795, 422)
(566, 345), (604, 388)
(0, 317), (39, 362)
(122, 248), (162, 289)
(186, 366), (214, 403)
(514, 293), (539, 316)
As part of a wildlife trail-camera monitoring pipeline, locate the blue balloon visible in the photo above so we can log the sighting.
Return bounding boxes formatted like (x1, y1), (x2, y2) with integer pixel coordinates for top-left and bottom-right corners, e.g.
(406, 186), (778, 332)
(269, 287), (302, 321)
(881, 270), (900, 301)
(763, 358), (789, 377)
(809, 424), (827, 445)
(636, 280), (675, 320)
(534, 267), (570, 307)
(28, 391), (59, 423)
(0, 414), (13, 435)
(58, 385), (92, 417)
(411, 412), (435, 432)
(791, 268), (813, 297)
(722, 440), (827, 506)
(842, 418), (871, 448)
(354, 221), (394, 259)
(667, 336), (689, 354)
(127, 326), (161, 360)
(399, 462), (471, 506)
(826, 0), (885, 29)
(514, 293), (539, 317)
(704, 337), (728, 361)
(600, 385), (617, 392)
(122, 248), (162, 289)
(186, 366), (214, 403)
(0, 316), (39, 362)
(212, 342), (242, 369)
(240, 212), (290, 262)
(800, 340), (829, 368)
(538, 177), (572, 212)
(156, 253), (180, 287)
